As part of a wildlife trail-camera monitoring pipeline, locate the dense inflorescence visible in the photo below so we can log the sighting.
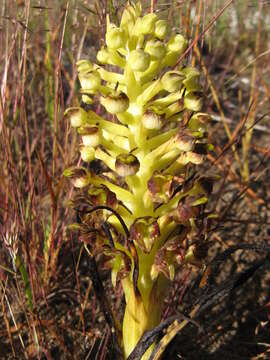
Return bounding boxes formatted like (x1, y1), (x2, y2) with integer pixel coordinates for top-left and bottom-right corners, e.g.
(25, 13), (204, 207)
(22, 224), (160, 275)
(65, 2), (213, 359)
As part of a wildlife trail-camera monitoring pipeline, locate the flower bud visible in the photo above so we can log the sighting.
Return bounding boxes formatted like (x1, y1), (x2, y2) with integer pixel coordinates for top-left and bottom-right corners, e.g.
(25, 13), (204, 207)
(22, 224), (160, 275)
(63, 167), (89, 188)
(97, 47), (110, 64)
(142, 110), (163, 130)
(120, 5), (136, 32)
(175, 131), (195, 152)
(115, 153), (140, 177)
(80, 146), (95, 163)
(120, 1), (141, 31)
(106, 27), (126, 49)
(97, 47), (125, 68)
(167, 34), (187, 53)
(78, 126), (100, 147)
(184, 92), (203, 111)
(76, 60), (93, 73)
(181, 151), (204, 165)
(128, 49), (150, 72)
(162, 71), (185, 92)
(138, 13), (158, 35)
(78, 70), (101, 92)
(188, 113), (210, 133)
(182, 68), (201, 93)
(154, 19), (168, 39)
(144, 40), (165, 60)
(65, 107), (88, 128)
(100, 93), (129, 114)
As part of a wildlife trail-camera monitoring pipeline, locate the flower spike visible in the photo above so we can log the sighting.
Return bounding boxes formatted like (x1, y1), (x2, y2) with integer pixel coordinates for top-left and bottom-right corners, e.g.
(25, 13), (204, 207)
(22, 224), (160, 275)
(65, 2), (212, 359)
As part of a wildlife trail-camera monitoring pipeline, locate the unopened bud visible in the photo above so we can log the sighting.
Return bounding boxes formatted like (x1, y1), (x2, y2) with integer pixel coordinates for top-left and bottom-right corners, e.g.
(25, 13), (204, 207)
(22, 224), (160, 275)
(106, 27), (126, 49)
(142, 110), (163, 130)
(65, 107), (88, 128)
(120, 6), (136, 31)
(167, 34), (187, 53)
(115, 153), (140, 177)
(183, 68), (201, 93)
(139, 13), (158, 35)
(188, 113), (210, 133)
(97, 47), (110, 64)
(154, 19), (168, 39)
(162, 71), (185, 92)
(63, 167), (89, 188)
(128, 49), (150, 72)
(181, 151), (204, 165)
(175, 131), (195, 152)
(76, 60), (93, 73)
(78, 126), (100, 147)
(144, 40), (165, 60)
(184, 92), (203, 111)
(79, 70), (101, 92)
(100, 93), (129, 114)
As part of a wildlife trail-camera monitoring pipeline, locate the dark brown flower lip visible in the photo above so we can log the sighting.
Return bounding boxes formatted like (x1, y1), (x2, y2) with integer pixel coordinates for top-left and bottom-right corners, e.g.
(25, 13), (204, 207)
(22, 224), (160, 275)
(107, 92), (129, 101)
(64, 167), (88, 179)
(78, 126), (99, 136)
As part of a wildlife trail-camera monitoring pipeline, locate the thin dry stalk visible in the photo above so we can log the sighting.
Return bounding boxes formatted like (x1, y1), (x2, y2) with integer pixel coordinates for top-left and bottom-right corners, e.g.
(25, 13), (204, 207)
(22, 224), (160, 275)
(242, 1), (263, 181)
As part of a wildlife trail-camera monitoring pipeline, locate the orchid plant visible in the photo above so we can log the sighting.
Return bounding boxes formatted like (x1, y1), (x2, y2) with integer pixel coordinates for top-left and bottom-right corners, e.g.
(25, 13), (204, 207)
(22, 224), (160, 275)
(64, 2), (213, 359)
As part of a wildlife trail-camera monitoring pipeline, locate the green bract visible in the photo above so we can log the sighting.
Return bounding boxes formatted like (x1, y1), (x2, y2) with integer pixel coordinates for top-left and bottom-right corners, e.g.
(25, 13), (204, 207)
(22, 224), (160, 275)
(65, 2), (213, 359)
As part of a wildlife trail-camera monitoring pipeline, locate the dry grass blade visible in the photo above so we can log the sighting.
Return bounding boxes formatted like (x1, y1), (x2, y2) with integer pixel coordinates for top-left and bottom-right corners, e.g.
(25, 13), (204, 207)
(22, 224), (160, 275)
(175, 0), (234, 66)
(148, 306), (200, 360)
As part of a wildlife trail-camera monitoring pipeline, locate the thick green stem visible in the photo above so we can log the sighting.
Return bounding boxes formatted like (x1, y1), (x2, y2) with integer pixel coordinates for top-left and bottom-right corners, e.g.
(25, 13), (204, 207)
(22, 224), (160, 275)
(122, 277), (164, 359)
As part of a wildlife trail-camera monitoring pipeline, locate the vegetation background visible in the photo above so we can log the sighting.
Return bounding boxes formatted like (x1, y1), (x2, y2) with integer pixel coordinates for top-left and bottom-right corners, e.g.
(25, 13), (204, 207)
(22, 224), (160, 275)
(0, 0), (270, 359)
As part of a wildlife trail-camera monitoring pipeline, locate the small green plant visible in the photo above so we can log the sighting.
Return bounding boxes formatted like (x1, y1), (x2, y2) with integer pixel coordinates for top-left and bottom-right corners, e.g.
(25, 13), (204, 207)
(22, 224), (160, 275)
(65, 2), (213, 359)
